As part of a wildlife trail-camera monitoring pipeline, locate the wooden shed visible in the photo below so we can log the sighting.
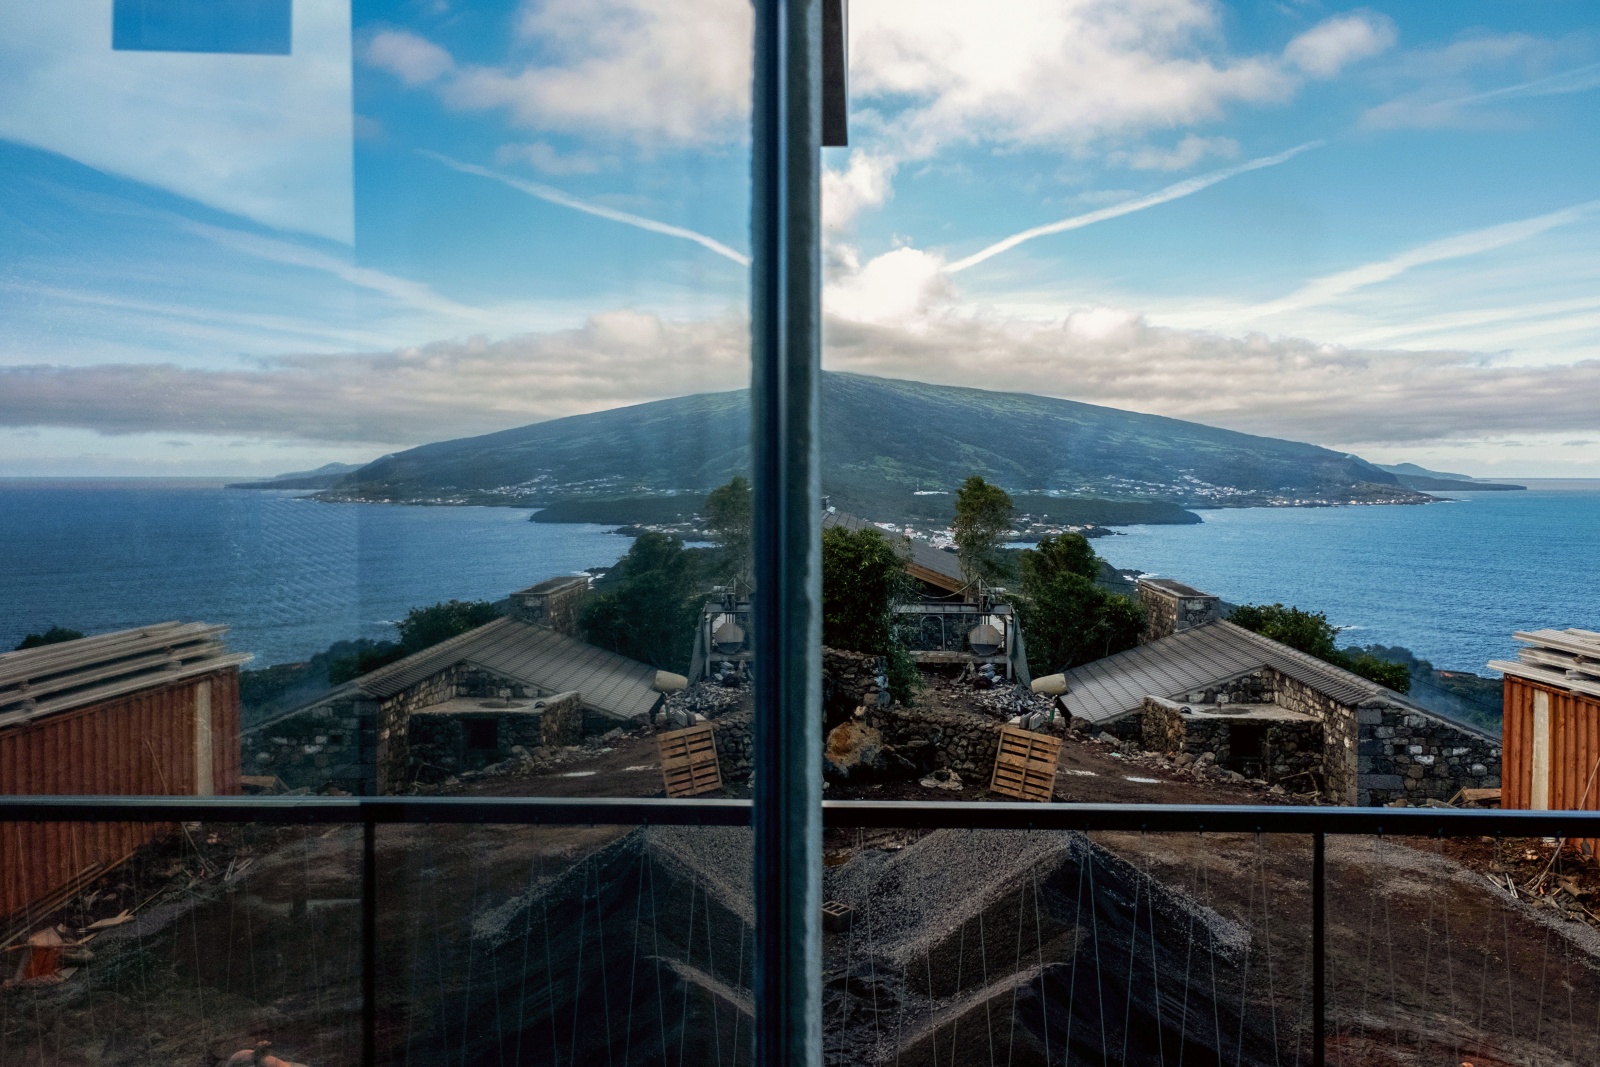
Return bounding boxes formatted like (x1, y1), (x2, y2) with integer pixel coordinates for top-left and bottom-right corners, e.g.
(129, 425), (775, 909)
(1491, 629), (1600, 849)
(0, 623), (249, 923)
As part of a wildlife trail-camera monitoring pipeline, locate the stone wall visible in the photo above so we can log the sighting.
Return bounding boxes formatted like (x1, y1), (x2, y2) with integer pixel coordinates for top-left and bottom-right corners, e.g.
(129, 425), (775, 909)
(541, 692), (584, 747)
(1138, 696), (1323, 788)
(375, 667), (462, 794)
(1173, 670), (1274, 707)
(874, 705), (1040, 783)
(1266, 668), (1501, 806)
(1138, 581), (1221, 642)
(406, 692), (577, 786)
(242, 696), (373, 794)
(1139, 697), (1186, 753)
(822, 647), (888, 724)
(711, 709), (754, 781)
(1356, 704), (1501, 806)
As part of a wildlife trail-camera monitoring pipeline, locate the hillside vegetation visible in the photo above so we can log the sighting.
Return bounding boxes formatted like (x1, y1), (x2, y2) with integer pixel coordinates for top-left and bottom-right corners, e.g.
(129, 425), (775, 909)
(318, 372), (1424, 514)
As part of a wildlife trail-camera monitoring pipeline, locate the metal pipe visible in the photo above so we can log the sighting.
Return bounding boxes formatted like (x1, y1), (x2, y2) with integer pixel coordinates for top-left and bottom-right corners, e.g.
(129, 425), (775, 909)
(750, 0), (824, 1063)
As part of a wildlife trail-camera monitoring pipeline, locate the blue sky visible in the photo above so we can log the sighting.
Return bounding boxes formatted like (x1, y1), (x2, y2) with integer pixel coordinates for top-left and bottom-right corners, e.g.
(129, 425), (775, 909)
(0, 0), (1596, 478)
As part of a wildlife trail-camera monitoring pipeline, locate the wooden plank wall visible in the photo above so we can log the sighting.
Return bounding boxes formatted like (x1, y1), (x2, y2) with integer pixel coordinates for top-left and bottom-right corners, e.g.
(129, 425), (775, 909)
(0, 669), (240, 922)
(1503, 676), (1600, 855)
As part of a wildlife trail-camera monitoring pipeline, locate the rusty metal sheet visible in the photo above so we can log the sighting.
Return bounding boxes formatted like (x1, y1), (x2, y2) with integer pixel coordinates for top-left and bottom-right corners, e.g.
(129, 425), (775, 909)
(0, 669), (240, 922)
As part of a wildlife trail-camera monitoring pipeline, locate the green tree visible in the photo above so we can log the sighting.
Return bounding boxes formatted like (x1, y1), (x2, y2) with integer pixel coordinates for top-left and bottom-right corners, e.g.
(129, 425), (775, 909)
(821, 525), (918, 702)
(398, 600), (502, 654)
(1226, 603), (1340, 660)
(952, 475), (1014, 591)
(1017, 534), (1144, 674)
(1230, 603), (1412, 694)
(14, 626), (85, 651)
(578, 532), (701, 671)
(703, 475), (753, 589)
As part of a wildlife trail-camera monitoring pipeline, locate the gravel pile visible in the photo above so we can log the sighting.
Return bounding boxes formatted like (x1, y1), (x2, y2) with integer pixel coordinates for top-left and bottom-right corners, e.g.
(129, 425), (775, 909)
(824, 828), (1075, 964)
(661, 680), (749, 722)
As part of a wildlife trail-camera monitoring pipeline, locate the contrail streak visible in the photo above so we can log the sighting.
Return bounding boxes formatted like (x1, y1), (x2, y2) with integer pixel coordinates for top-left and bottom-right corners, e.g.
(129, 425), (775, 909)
(944, 142), (1323, 274)
(423, 151), (751, 267)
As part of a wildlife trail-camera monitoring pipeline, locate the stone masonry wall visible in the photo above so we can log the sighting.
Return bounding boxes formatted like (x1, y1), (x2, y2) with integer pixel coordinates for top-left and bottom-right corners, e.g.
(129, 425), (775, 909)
(1356, 705), (1501, 806)
(1139, 697), (1186, 753)
(1139, 696), (1323, 788)
(711, 709), (754, 781)
(242, 696), (373, 795)
(1138, 584), (1221, 642)
(1268, 671), (1360, 804)
(375, 667), (462, 794)
(406, 691), (577, 786)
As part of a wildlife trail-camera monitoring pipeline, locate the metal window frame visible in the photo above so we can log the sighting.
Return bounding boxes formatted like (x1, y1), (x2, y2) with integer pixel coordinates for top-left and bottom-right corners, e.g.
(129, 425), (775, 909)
(751, 1), (824, 1065)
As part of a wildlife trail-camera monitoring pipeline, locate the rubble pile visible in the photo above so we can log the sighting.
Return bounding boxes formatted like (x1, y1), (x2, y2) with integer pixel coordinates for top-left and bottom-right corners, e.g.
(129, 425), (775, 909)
(659, 675), (748, 728)
(1080, 729), (1323, 798)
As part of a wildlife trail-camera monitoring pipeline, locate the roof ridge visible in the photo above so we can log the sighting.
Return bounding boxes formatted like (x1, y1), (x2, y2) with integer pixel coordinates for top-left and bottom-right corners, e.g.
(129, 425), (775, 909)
(355, 615), (520, 696)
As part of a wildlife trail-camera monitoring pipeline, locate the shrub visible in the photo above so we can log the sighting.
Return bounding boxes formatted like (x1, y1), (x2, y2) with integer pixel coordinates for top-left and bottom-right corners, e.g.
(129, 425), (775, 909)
(821, 525), (918, 703)
(578, 532), (701, 671)
(1017, 534), (1143, 675)
(14, 626), (86, 651)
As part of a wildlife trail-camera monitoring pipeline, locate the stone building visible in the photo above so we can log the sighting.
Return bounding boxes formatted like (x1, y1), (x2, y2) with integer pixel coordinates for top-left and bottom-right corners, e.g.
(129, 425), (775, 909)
(243, 586), (669, 795)
(1058, 579), (1501, 805)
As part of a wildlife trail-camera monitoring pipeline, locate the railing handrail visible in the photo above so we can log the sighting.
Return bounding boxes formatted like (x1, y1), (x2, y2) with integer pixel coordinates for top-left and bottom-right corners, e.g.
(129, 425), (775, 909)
(3, 794), (1597, 836)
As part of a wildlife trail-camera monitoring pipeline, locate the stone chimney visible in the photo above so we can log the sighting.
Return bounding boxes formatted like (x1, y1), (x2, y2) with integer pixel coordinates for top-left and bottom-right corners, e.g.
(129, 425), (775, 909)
(509, 575), (589, 636)
(1137, 578), (1221, 643)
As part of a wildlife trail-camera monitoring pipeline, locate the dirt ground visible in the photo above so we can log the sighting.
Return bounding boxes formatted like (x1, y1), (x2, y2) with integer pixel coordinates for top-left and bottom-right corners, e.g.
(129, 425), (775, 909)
(9, 718), (1600, 1066)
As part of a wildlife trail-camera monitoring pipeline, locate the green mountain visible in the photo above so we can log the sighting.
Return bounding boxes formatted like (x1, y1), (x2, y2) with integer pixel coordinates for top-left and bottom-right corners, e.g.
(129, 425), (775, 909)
(228, 462), (366, 490)
(318, 372), (1424, 514)
(1375, 462), (1526, 493)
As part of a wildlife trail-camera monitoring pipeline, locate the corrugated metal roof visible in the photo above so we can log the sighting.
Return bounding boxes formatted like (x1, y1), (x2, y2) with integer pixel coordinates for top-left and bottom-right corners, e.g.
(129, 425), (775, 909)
(356, 617), (661, 720)
(822, 510), (966, 588)
(0, 622), (251, 730)
(1060, 620), (1420, 724)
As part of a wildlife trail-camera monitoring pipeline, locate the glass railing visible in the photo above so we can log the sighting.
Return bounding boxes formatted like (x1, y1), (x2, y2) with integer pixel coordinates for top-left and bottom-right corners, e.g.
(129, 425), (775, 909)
(7, 797), (1600, 1066)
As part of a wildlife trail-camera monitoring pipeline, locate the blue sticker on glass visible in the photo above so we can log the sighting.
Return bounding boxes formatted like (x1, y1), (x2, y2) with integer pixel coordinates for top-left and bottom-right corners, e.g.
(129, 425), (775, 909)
(113, 0), (292, 55)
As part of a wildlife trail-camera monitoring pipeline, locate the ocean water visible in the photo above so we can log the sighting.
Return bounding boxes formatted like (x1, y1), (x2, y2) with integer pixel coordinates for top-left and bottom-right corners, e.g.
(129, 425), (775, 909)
(0, 481), (631, 667)
(1092, 486), (1600, 674)
(3, 480), (1596, 677)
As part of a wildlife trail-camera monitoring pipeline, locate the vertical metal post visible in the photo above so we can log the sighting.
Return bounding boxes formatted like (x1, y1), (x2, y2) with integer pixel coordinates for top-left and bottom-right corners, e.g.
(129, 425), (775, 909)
(362, 816), (377, 1067)
(1312, 831), (1325, 1067)
(751, 1), (823, 1065)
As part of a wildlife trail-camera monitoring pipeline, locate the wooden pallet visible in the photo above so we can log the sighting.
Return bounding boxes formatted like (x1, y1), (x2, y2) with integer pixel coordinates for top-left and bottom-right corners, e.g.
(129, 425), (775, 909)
(989, 726), (1062, 803)
(657, 725), (723, 798)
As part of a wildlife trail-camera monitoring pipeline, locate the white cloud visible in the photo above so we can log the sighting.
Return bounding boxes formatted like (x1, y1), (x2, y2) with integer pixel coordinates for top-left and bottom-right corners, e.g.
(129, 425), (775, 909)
(823, 151), (898, 233)
(0, 311), (750, 445)
(362, 28), (454, 86)
(1283, 13), (1397, 77)
(8, 303), (1597, 454)
(1110, 134), (1239, 171)
(494, 141), (607, 176)
(848, 2), (1391, 158)
(825, 246), (953, 325)
(946, 142), (1321, 273)
(823, 310), (1600, 448)
(1237, 200), (1600, 321)
(1359, 35), (1595, 130)
(422, 152), (750, 265)
(0, 0), (353, 243)
(443, 0), (752, 148)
